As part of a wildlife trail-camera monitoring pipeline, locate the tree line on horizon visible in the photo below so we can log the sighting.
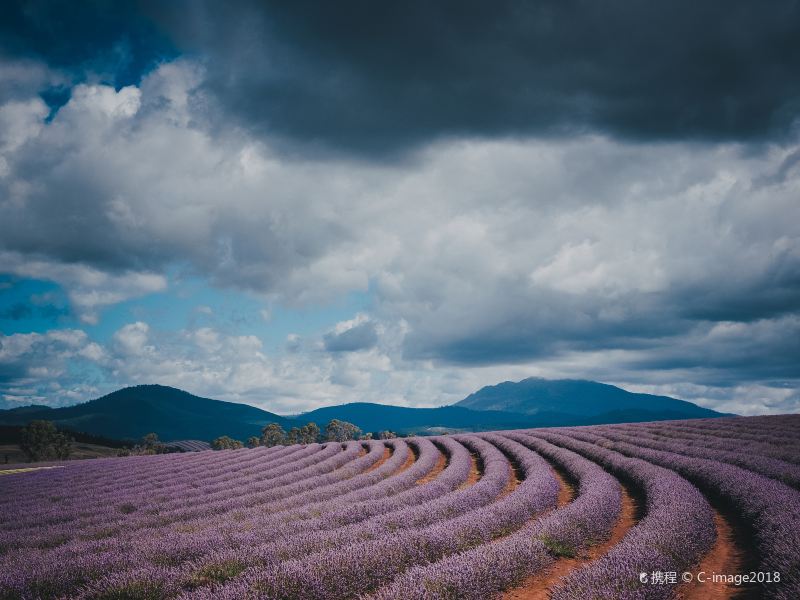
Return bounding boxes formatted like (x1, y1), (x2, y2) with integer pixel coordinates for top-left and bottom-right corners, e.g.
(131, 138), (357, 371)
(9, 418), (400, 464)
(211, 419), (398, 450)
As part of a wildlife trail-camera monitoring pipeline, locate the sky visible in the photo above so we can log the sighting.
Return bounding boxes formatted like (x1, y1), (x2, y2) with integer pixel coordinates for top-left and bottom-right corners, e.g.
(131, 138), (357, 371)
(1, 0), (799, 415)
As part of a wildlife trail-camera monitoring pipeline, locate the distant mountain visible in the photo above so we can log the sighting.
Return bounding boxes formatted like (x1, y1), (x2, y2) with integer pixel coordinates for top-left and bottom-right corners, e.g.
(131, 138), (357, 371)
(0, 379), (728, 442)
(456, 377), (724, 420)
(294, 402), (543, 434)
(1, 404), (53, 415)
(0, 385), (290, 442)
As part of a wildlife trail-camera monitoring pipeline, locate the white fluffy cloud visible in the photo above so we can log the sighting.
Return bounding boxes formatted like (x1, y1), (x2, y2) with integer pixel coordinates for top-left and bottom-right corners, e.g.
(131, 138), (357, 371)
(0, 329), (101, 407)
(1, 58), (799, 413)
(0, 252), (166, 324)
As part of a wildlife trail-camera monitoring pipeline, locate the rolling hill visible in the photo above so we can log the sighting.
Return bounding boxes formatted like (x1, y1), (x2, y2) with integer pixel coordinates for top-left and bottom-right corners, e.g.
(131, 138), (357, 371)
(456, 377), (724, 420)
(293, 403), (542, 434)
(0, 379), (728, 441)
(0, 385), (291, 442)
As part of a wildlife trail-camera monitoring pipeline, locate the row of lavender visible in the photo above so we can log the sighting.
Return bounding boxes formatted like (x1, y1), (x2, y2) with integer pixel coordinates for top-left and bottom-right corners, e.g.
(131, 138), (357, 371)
(2, 435), (506, 597)
(1, 414), (798, 599)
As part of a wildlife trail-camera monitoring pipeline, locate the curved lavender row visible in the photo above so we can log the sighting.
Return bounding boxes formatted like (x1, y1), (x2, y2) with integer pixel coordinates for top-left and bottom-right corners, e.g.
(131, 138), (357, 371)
(119, 438), (473, 598)
(0, 443), (313, 534)
(123, 438), (414, 543)
(67, 438), (469, 599)
(627, 419), (800, 454)
(592, 426), (800, 489)
(0, 445), (312, 546)
(678, 415), (800, 440)
(613, 423), (800, 482)
(0, 442), (302, 517)
(280, 437), (447, 524)
(0, 440), (430, 598)
(369, 432), (620, 600)
(0, 448), (275, 524)
(102, 439), (404, 550)
(563, 428), (800, 600)
(617, 416), (800, 443)
(60, 438), (463, 599)
(120, 442), (367, 527)
(252, 439), (411, 518)
(0, 443), (344, 551)
(177, 435), (557, 600)
(0, 446), (316, 551)
(0, 444), (275, 505)
(610, 422), (800, 467)
(0, 442), (383, 589)
(521, 430), (716, 600)
(635, 417), (800, 449)
(215, 437), (462, 543)
(355, 435), (507, 531)
(0, 442), (382, 596)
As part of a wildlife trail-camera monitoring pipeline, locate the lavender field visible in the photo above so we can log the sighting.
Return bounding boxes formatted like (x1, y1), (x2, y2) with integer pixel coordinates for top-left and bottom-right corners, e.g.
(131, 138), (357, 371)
(1, 415), (799, 600)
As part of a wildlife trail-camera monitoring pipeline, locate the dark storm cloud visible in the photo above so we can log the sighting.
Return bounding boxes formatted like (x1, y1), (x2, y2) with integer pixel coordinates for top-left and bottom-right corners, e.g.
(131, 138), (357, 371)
(0, 0), (174, 93)
(400, 286), (686, 365)
(146, 0), (800, 155)
(2, 1), (799, 412)
(624, 317), (800, 387)
(324, 321), (379, 353)
(400, 268), (800, 377)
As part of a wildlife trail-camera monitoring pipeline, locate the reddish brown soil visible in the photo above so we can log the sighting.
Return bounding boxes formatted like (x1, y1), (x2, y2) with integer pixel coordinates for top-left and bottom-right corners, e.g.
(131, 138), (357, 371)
(397, 448), (416, 474)
(458, 452), (483, 489)
(675, 511), (746, 600)
(502, 475), (639, 600)
(553, 469), (576, 508)
(497, 462), (521, 498)
(416, 451), (447, 484)
(365, 447), (392, 473)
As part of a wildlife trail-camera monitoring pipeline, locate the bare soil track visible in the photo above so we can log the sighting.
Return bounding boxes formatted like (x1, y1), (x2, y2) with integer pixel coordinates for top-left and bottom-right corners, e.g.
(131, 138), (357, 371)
(675, 510), (750, 600)
(502, 474), (639, 600)
(365, 446), (392, 473)
(416, 451), (447, 484)
(458, 451), (483, 489)
(497, 460), (521, 498)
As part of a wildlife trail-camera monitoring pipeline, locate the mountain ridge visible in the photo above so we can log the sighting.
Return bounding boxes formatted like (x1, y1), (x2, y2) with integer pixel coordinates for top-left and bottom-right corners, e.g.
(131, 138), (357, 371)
(456, 377), (721, 419)
(0, 379), (729, 441)
(0, 385), (291, 442)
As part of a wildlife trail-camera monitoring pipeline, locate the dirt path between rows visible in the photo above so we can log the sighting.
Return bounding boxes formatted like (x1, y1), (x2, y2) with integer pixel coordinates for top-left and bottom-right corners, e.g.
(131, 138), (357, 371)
(553, 469), (576, 507)
(365, 447), (392, 473)
(497, 460), (521, 498)
(397, 447), (416, 474)
(675, 510), (750, 600)
(458, 452), (483, 489)
(416, 451), (447, 484)
(502, 472), (639, 600)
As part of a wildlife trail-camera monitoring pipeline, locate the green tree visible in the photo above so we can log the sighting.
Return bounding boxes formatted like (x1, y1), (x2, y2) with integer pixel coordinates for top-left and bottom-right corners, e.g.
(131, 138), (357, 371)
(19, 420), (73, 462)
(286, 427), (302, 445)
(300, 422), (320, 444)
(142, 432), (160, 447)
(246, 436), (261, 449)
(141, 432), (167, 454)
(260, 423), (287, 447)
(211, 436), (244, 450)
(325, 419), (362, 442)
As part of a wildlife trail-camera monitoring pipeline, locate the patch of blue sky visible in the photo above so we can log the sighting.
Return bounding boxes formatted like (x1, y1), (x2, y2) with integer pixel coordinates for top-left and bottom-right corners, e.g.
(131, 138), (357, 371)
(1, 272), (374, 354)
(0, 276), (73, 334)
